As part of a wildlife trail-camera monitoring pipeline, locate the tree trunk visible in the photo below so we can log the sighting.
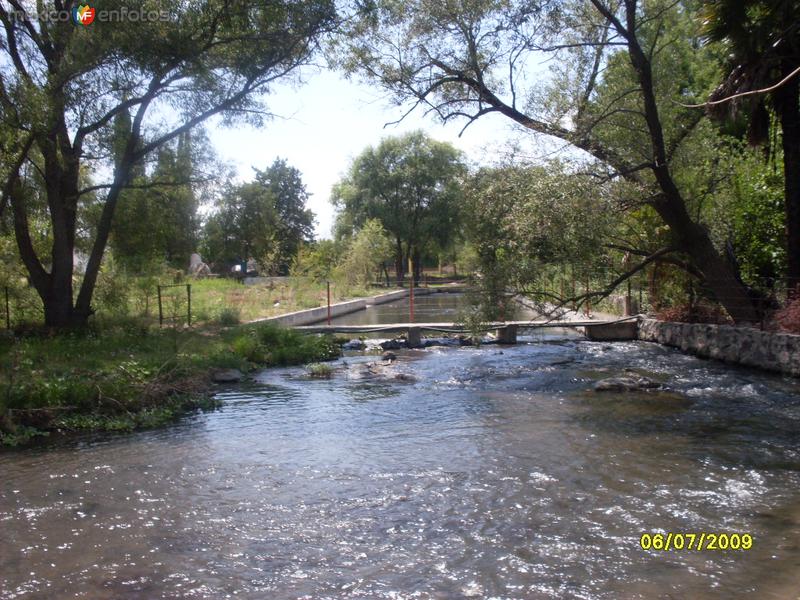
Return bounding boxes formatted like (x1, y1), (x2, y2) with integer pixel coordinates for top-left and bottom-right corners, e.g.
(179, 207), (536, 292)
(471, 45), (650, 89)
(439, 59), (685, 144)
(394, 238), (405, 285)
(620, 5), (759, 323)
(412, 248), (422, 286)
(775, 72), (800, 293)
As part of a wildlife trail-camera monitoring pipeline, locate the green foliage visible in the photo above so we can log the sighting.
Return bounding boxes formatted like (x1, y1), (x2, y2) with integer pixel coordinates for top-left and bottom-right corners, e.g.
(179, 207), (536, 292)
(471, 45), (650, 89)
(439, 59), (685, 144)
(1, 0), (336, 328)
(336, 219), (394, 287)
(0, 318), (338, 445)
(332, 131), (465, 281)
(216, 307), (242, 326)
(724, 147), (786, 286)
(291, 240), (341, 281)
(463, 163), (618, 316)
(111, 131), (202, 272)
(252, 323), (340, 365)
(202, 158), (315, 275)
(253, 159), (316, 274)
(306, 362), (334, 378)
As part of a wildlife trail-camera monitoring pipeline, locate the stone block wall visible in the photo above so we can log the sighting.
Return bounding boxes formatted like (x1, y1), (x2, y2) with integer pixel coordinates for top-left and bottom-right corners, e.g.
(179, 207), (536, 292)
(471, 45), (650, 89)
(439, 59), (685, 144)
(637, 318), (800, 377)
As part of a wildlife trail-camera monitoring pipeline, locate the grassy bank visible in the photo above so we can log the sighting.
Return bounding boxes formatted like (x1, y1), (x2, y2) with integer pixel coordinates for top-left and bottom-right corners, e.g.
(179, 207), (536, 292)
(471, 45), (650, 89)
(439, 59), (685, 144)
(3, 275), (387, 329)
(0, 321), (340, 447)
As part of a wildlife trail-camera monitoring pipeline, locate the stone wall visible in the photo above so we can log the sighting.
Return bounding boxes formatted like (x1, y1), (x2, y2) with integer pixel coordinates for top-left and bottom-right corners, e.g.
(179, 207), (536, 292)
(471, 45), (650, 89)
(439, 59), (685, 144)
(638, 318), (800, 377)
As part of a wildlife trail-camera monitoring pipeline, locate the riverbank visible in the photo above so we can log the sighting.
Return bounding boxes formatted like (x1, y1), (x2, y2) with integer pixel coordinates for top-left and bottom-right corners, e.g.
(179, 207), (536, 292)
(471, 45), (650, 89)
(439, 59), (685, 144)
(0, 285), (474, 447)
(0, 321), (340, 447)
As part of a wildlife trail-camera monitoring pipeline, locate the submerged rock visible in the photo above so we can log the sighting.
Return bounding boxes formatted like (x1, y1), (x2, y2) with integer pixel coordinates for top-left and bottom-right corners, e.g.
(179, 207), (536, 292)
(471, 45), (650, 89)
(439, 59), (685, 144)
(211, 369), (244, 383)
(380, 339), (404, 350)
(393, 373), (416, 382)
(342, 339), (366, 351)
(381, 351), (397, 362)
(594, 375), (660, 392)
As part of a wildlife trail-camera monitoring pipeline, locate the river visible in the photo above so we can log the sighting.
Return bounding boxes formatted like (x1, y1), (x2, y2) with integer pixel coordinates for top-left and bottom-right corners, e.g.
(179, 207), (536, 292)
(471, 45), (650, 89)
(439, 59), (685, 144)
(2, 295), (800, 598)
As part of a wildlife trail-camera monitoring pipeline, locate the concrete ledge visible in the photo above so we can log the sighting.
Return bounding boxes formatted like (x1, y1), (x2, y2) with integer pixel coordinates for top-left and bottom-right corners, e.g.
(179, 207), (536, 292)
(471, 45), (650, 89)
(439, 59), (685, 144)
(250, 287), (441, 327)
(254, 298), (367, 327)
(638, 318), (800, 377)
(585, 321), (639, 341)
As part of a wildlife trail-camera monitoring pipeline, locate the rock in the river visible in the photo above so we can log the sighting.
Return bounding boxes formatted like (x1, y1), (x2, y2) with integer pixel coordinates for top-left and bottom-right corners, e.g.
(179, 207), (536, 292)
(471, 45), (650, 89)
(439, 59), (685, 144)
(342, 339), (366, 351)
(211, 369), (244, 383)
(381, 351), (397, 362)
(393, 373), (416, 382)
(380, 339), (404, 350)
(594, 376), (660, 392)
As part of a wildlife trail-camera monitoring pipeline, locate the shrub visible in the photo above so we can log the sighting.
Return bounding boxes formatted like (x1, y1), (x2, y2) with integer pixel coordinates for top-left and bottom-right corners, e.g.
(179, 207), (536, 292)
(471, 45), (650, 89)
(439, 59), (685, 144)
(216, 307), (241, 326)
(254, 323), (340, 365)
(306, 362), (333, 378)
(231, 333), (268, 363)
(656, 303), (731, 324)
(775, 292), (800, 334)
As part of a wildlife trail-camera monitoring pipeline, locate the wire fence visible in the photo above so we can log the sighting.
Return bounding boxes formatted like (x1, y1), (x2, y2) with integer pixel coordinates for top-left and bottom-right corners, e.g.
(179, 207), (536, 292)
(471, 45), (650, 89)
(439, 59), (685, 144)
(156, 284), (192, 328)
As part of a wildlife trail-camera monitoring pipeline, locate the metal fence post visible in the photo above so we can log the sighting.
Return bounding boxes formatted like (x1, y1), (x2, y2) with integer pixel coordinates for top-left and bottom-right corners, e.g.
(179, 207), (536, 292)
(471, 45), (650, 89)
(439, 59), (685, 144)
(409, 268), (415, 323)
(157, 285), (163, 327)
(186, 284), (192, 327)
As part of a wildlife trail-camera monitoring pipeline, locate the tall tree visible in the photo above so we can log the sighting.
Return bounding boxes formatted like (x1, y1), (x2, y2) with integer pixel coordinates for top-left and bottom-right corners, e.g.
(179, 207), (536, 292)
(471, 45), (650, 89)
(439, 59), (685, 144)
(701, 0), (800, 290)
(0, 0), (335, 328)
(253, 159), (315, 274)
(342, 0), (762, 321)
(331, 131), (464, 284)
(203, 180), (281, 271)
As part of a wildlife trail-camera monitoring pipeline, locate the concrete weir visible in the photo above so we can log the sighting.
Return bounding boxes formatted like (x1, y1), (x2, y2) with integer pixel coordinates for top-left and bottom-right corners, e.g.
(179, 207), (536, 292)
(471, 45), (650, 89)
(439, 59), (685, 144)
(584, 320), (639, 341)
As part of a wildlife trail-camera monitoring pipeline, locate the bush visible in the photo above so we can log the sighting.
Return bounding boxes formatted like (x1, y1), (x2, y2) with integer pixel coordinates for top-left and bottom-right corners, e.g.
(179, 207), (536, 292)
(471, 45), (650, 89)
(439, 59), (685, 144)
(216, 307), (241, 326)
(775, 292), (800, 334)
(306, 362), (333, 378)
(232, 333), (269, 363)
(656, 303), (731, 324)
(254, 323), (340, 365)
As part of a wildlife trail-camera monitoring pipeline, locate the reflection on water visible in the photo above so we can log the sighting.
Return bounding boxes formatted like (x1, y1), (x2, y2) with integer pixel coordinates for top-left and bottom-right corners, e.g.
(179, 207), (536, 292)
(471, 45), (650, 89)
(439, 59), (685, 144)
(329, 291), (471, 326)
(2, 340), (800, 598)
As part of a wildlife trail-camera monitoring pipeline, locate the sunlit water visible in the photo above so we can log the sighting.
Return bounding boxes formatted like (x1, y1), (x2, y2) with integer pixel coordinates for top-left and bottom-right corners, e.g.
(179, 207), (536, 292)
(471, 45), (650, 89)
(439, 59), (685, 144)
(2, 308), (800, 598)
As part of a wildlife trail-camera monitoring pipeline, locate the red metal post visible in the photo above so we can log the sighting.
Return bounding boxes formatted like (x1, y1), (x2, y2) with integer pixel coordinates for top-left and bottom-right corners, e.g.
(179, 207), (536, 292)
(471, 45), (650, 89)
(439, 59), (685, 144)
(327, 281), (332, 325)
(409, 271), (415, 323)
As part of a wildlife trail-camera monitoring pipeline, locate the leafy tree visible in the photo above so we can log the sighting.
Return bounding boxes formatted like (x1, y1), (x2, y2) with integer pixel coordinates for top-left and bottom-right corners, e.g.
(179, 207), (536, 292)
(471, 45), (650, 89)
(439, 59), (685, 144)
(291, 240), (341, 281)
(0, 0), (335, 328)
(464, 163), (621, 316)
(336, 218), (393, 288)
(331, 131), (465, 285)
(202, 181), (280, 272)
(253, 159), (316, 274)
(341, 0), (763, 321)
(111, 131), (200, 272)
(700, 0), (800, 289)
(203, 159), (314, 274)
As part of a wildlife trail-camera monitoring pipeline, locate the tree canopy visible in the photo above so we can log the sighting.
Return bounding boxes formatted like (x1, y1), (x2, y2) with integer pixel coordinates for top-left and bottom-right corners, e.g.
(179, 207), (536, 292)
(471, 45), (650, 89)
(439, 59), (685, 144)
(203, 158), (314, 275)
(332, 131), (465, 284)
(0, 0), (336, 327)
(340, 0), (774, 321)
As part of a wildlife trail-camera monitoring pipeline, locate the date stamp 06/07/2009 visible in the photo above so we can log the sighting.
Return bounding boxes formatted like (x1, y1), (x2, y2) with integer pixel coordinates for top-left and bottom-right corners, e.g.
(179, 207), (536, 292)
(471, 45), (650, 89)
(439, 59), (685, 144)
(639, 532), (753, 551)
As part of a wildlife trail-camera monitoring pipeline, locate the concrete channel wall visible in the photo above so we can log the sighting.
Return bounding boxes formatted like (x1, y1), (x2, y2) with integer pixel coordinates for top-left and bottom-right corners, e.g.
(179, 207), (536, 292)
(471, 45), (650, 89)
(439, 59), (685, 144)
(255, 287), (439, 327)
(638, 318), (800, 377)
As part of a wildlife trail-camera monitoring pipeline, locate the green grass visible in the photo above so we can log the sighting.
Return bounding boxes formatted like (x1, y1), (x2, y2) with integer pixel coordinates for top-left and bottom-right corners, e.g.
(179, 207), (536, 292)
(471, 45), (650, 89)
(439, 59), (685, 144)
(305, 362), (334, 378)
(0, 321), (340, 446)
(178, 277), (380, 325)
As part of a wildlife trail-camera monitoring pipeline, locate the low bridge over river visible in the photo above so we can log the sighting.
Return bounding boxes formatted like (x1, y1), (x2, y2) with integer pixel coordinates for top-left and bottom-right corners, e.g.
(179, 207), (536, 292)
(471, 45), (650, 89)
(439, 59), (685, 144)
(293, 316), (640, 346)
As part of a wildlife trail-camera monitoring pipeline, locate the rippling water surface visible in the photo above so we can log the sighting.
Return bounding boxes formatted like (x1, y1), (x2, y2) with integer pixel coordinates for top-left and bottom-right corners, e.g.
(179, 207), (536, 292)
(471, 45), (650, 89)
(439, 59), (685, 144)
(3, 334), (800, 598)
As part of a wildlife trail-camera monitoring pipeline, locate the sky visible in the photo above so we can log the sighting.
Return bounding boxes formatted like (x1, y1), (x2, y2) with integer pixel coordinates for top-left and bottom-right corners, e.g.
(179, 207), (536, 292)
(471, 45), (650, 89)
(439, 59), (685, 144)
(206, 68), (546, 239)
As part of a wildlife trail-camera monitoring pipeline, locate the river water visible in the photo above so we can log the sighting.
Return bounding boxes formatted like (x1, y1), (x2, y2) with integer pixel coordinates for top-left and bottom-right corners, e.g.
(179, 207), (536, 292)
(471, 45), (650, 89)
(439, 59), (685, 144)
(2, 295), (800, 599)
